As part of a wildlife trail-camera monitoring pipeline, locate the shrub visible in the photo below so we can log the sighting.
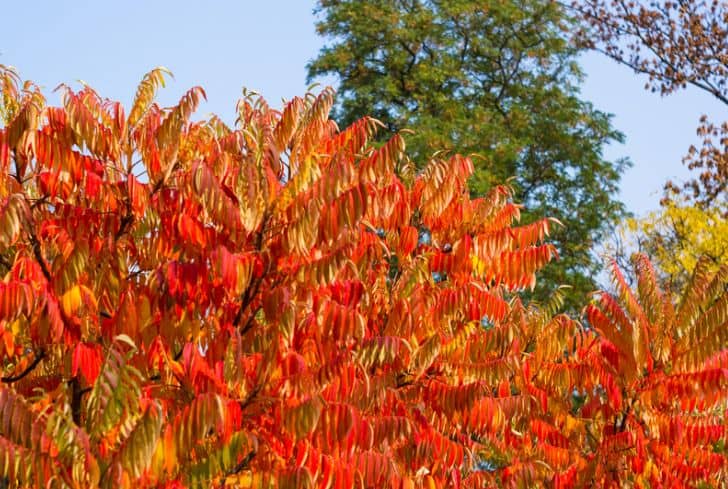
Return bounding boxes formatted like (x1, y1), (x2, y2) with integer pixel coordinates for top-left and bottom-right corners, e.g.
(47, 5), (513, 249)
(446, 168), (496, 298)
(0, 67), (725, 488)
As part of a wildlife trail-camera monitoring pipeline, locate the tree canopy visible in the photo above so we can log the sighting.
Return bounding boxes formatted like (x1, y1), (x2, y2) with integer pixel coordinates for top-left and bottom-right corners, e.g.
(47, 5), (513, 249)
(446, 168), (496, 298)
(0, 66), (725, 488)
(307, 0), (630, 310)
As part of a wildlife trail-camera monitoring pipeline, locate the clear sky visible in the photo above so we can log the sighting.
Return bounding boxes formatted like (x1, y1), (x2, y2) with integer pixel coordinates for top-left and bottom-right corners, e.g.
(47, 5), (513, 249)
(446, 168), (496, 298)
(2, 0), (722, 217)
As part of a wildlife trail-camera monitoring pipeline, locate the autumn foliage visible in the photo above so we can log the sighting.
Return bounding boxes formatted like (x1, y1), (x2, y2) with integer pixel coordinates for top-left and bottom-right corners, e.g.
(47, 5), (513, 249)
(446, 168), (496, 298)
(0, 67), (726, 488)
(574, 0), (728, 211)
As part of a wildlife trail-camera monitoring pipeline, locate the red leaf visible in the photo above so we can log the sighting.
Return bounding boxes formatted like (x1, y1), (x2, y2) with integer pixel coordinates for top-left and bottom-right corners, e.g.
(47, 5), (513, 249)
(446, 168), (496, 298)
(72, 342), (102, 384)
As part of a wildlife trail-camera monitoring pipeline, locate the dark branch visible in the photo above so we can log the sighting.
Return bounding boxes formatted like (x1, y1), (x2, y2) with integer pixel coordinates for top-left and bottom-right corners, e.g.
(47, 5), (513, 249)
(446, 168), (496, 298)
(114, 213), (134, 241)
(225, 447), (257, 479)
(239, 383), (262, 412)
(0, 255), (12, 271)
(2, 350), (45, 383)
(234, 210), (271, 330)
(29, 234), (51, 283)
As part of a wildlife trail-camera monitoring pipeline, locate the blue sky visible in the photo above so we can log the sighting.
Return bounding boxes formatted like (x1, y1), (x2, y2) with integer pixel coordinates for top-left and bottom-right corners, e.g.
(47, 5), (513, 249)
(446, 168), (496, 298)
(2, 0), (721, 217)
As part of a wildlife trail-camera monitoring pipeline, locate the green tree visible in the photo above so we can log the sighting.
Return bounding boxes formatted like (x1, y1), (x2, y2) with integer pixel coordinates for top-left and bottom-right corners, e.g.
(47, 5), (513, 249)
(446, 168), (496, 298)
(307, 0), (630, 310)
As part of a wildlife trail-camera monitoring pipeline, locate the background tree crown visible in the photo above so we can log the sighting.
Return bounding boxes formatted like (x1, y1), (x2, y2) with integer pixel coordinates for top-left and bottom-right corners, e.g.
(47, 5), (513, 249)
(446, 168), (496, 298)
(308, 0), (631, 311)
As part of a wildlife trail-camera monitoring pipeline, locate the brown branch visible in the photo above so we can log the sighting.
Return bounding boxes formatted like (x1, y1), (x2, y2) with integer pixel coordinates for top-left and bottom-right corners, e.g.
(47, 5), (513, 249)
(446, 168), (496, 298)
(239, 383), (263, 412)
(395, 371), (414, 389)
(1, 349), (45, 383)
(233, 277), (262, 328)
(115, 171), (136, 241)
(238, 274), (284, 335)
(224, 447), (257, 482)
(233, 210), (272, 331)
(619, 397), (636, 432)
(69, 376), (91, 425)
(114, 213), (134, 241)
(29, 233), (51, 283)
(27, 229), (78, 334)
(0, 255), (12, 271)
(221, 387), (261, 484)
(238, 305), (262, 336)
(584, 422), (599, 451)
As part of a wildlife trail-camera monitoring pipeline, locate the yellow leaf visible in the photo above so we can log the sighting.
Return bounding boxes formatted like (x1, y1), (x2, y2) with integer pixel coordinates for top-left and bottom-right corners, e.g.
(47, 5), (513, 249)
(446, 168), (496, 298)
(60, 285), (82, 316)
(564, 414), (580, 437)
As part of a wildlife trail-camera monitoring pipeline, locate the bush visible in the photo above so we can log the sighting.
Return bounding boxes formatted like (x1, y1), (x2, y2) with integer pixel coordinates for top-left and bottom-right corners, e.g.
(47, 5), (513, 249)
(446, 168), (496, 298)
(0, 68), (725, 488)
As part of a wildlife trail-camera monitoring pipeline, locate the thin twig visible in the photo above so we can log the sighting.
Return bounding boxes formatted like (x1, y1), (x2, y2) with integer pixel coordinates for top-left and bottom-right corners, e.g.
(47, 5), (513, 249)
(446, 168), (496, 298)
(224, 447), (257, 483)
(239, 383), (262, 411)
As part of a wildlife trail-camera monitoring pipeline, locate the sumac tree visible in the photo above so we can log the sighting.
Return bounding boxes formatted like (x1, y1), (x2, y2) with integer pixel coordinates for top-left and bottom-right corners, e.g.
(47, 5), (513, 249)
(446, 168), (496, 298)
(0, 67), (725, 488)
(579, 254), (728, 487)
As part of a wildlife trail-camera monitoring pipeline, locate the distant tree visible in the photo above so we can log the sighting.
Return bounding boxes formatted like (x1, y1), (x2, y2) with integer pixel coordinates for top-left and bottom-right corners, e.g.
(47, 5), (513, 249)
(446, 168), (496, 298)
(307, 0), (630, 311)
(574, 0), (728, 210)
(612, 199), (728, 296)
(672, 115), (728, 212)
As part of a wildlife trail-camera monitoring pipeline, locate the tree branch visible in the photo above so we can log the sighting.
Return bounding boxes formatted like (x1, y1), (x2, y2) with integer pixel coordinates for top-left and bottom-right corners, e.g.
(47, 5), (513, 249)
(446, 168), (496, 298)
(1, 349), (45, 383)
(29, 233), (51, 283)
(233, 210), (271, 330)
(239, 382), (263, 412)
(224, 447), (257, 482)
(0, 255), (12, 271)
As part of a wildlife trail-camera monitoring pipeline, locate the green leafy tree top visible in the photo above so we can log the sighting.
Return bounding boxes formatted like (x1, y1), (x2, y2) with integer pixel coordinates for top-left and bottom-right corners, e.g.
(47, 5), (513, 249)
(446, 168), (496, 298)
(308, 0), (630, 310)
